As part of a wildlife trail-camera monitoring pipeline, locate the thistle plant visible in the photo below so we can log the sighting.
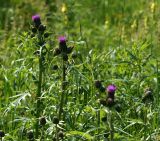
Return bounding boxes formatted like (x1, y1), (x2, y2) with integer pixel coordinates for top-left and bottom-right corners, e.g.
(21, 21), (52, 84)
(97, 84), (117, 141)
(142, 88), (154, 140)
(106, 85), (117, 141)
(31, 14), (48, 139)
(94, 80), (105, 140)
(27, 130), (34, 141)
(39, 116), (46, 140)
(1, 1), (160, 141)
(53, 36), (74, 121)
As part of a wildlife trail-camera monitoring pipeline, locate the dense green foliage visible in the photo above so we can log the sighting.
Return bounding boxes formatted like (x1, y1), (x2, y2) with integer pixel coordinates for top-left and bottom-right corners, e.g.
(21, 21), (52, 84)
(0, 0), (160, 140)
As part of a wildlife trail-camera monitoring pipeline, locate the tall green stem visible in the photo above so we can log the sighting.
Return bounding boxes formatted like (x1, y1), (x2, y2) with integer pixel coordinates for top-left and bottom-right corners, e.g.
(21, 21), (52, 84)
(109, 110), (114, 141)
(56, 124), (59, 141)
(40, 126), (44, 141)
(35, 50), (43, 139)
(36, 30), (43, 139)
(144, 107), (147, 141)
(97, 109), (100, 141)
(59, 60), (66, 120)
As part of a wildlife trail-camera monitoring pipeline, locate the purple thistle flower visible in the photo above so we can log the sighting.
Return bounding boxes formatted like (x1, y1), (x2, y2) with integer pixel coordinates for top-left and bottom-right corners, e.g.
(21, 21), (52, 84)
(32, 14), (41, 28)
(58, 36), (67, 52)
(106, 84), (116, 94)
(58, 36), (66, 43)
(106, 84), (116, 100)
(32, 14), (40, 22)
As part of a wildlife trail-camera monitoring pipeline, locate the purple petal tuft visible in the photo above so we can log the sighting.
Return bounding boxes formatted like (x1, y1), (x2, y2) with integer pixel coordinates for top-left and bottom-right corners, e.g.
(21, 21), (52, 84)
(106, 85), (117, 93)
(58, 36), (66, 43)
(32, 14), (40, 21)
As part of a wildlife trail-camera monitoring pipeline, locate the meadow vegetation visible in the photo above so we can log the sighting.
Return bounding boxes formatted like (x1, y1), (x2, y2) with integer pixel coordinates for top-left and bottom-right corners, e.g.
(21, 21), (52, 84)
(0, 0), (160, 140)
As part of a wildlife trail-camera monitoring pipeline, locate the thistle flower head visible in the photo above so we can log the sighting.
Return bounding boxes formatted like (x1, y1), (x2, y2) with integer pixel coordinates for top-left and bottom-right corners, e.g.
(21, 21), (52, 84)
(32, 14), (41, 28)
(58, 36), (67, 52)
(39, 117), (46, 126)
(58, 36), (66, 43)
(27, 130), (34, 140)
(107, 97), (114, 107)
(94, 80), (102, 89)
(0, 130), (5, 138)
(106, 84), (116, 94)
(32, 14), (40, 22)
